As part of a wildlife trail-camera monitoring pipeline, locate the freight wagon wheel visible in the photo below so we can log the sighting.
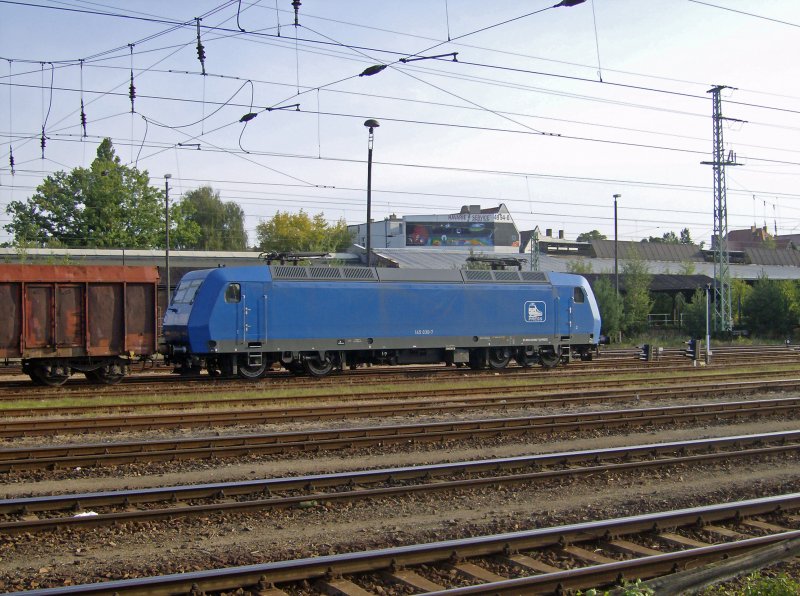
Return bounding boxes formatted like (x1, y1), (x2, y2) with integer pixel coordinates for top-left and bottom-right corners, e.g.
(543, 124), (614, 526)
(85, 363), (126, 385)
(303, 356), (334, 378)
(31, 364), (70, 386)
(539, 348), (561, 369)
(84, 370), (102, 383)
(487, 348), (511, 370)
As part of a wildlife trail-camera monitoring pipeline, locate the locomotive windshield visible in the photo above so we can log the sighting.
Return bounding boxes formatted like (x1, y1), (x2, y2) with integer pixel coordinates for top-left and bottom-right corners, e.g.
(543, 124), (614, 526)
(172, 279), (203, 304)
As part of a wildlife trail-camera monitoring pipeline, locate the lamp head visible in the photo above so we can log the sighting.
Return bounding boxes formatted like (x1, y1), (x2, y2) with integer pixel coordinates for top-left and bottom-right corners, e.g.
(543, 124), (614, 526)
(364, 119), (380, 132)
(164, 173), (172, 180)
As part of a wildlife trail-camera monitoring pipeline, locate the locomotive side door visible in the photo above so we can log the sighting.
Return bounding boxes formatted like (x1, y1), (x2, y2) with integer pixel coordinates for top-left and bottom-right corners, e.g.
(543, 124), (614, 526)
(555, 286), (574, 336)
(240, 282), (266, 346)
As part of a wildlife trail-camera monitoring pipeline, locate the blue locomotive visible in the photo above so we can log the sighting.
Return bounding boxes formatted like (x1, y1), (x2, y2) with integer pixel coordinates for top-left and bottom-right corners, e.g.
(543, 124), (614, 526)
(162, 265), (601, 378)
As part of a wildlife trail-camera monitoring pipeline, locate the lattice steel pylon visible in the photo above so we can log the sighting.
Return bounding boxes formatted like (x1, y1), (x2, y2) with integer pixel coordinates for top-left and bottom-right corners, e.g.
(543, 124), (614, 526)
(530, 226), (540, 272)
(702, 85), (743, 333)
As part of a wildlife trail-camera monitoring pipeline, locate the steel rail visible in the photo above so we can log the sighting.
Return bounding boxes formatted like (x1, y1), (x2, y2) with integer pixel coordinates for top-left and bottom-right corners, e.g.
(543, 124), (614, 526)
(4, 362), (797, 416)
(2, 396), (800, 471)
(423, 534), (800, 594)
(1, 430), (799, 536)
(2, 376), (800, 439)
(9, 493), (800, 595)
(1, 348), (797, 399)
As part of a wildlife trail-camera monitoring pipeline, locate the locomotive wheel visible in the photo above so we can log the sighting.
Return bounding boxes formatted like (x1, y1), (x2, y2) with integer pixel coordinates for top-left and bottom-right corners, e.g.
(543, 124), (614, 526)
(515, 352), (537, 368)
(303, 356), (334, 378)
(238, 359), (268, 380)
(487, 348), (511, 370)
(539, 349), (561, 369)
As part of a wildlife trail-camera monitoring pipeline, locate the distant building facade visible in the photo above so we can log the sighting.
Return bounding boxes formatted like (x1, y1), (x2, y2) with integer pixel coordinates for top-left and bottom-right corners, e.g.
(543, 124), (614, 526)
(349, 204), (520, 250)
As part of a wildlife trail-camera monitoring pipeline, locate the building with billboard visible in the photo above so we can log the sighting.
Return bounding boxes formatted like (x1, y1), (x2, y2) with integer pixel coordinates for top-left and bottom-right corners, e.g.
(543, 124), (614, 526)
(348, 204), (520, 251)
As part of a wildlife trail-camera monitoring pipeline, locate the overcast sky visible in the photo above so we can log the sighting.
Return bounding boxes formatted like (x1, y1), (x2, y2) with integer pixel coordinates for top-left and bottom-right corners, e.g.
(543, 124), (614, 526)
(2, 0), (800, 247)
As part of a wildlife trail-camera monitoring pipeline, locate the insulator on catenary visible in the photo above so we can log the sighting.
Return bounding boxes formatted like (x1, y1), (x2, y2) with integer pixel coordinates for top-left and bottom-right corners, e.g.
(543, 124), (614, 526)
(129, 72), (136, 113)
(80, 100), (87, 137)
(196, 18), (206, 75)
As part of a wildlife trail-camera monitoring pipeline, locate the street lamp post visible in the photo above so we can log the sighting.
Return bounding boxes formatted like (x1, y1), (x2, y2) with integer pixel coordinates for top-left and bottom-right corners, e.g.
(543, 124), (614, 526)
(164, 174), (172, 304)
(613, 194), (621, 297)
(364, 119), (379, 267)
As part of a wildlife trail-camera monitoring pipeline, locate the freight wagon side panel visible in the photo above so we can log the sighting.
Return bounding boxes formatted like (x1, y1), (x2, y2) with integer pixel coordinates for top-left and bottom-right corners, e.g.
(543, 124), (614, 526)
(125, 283), (157, 354)
(88, 284), (124, 354)
(25, 285), (54, 351)
(0, 282), (22, 357)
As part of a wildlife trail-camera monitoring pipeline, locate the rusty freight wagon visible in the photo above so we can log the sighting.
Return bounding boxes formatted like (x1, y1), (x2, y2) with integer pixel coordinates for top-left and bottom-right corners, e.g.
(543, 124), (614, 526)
(0, 265), (159, 385)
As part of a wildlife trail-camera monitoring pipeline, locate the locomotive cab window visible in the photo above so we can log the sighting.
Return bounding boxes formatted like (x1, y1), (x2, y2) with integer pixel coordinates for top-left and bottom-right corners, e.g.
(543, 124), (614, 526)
(225, 283), (241, 303)
(573, 287), (585, 303)
(173, 279), (203, 304)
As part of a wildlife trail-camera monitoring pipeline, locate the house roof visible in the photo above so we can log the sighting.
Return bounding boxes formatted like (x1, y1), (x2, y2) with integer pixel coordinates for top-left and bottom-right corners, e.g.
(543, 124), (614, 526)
(589, 239), (702, 262)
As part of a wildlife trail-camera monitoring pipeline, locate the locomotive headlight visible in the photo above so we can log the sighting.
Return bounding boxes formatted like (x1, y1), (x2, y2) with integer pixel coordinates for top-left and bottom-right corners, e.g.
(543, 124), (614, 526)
(208, 340), (218, 352)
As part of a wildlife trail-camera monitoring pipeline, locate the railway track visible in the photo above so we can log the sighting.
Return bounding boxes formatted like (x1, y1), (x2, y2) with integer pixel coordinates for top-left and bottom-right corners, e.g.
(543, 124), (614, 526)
(1, 345), (798, 399)
(10, 492), (800, 595)
(0, 361), (798, 417)
(2, 396), (798, 471)
(0, 372), (800, 438)
(1, 430), (798, 535)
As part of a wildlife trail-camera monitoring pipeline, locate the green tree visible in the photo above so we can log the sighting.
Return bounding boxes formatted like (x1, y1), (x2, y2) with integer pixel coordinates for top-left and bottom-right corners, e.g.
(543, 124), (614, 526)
(592, 277), (623, 339)
(576, 230), (606, 242)
(742, 277), (798, 337)
(255, 210), (351, 253)
(731, 278), (752, 326)
(567, 259), (593, 274)
(5, 138), (167, 248)
(642, 231), (679, 244)
(681, 288), (708, 337)
(621, 251), (653, 334)
(679, 227), (692, 244)
(174, 186), (247, 250)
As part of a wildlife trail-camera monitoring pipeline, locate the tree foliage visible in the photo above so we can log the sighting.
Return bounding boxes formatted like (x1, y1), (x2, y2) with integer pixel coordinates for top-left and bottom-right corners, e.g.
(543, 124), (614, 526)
(681, 288), (708, 338)
(742, 277), (799, 337)
(592, 277), (623, 338)
(621, 251), (653, 334)
(566, 259), (593, 274)
(641, 227), (694, 245)
(4, 139), (167, 248)
(173, 186), (247, 250)
(255, 210), (351, 253)
(576, 229), (607, 242)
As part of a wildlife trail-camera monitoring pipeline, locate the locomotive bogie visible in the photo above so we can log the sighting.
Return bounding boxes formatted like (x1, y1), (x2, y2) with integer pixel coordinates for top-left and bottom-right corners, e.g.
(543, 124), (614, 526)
(162, 265), (601, 379)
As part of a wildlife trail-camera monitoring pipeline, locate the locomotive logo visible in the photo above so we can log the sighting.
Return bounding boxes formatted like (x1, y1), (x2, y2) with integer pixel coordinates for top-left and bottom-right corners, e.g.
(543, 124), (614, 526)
(524, 301), (546, 323)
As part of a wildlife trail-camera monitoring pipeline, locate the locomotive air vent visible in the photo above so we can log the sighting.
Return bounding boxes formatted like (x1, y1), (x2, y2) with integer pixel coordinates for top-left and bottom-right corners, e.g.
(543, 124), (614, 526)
(309, 267), (342, 279)
(494, 271), (521, 282)
(520, 271), (548, 283)
(272, 266), (309, 279)
(463, 270), (493, 282)
(343, 268), (378, 280)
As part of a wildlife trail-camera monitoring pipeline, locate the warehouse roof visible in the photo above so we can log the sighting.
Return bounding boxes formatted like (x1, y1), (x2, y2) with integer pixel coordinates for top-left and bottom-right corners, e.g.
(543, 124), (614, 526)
(589, 240), (702, 262)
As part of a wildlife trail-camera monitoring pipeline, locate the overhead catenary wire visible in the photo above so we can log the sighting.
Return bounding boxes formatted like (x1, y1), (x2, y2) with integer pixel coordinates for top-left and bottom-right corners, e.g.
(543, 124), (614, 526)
(3, 0), (800, 243)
